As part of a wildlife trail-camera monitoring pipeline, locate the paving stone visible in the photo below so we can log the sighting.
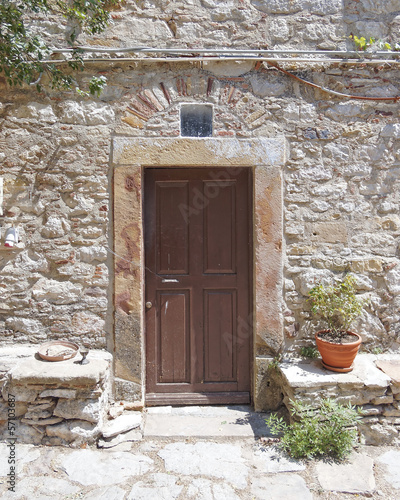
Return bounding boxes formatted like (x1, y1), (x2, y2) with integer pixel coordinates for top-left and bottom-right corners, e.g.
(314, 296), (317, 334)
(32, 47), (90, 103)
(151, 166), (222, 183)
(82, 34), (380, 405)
(187, 478), (241, 500)
(0, 443), (12, 477)
(0, 443), (41, 476)
(158, 442), (248, 489)
(251, 474), (313, 500)
(60, 449), (153, 486)
(127, 473), (183, 500)
(145, 414), (259, 437)
(144, 405), (268, 438)
(102, 413), (142, 438)
(1, 477), (80, 500)
(253, 446), (306, 473)
(377, 450), (400, 489)
(316, 452), (375, 493)
(16, 444), (41, 469)
(140, 441), (160, 452)
(83, 486), (127, 500)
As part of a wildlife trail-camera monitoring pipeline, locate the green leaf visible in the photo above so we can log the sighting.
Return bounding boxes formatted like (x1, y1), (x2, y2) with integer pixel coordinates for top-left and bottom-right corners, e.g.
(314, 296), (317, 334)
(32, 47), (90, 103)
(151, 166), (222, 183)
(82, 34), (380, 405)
(0, 0), (118, 94)
(308, 275), (367, 337)
(88, 75), (107, 96)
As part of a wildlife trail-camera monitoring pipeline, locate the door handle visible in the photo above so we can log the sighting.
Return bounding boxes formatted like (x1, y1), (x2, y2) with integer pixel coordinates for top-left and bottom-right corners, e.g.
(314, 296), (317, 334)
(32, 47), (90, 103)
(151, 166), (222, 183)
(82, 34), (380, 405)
(145, 301), (153, 309)
(162, 279), (179, 283)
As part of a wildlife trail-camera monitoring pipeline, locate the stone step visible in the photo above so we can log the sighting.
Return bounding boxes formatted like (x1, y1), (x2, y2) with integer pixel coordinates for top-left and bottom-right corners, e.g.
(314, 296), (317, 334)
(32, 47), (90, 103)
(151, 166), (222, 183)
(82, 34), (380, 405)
(144, 405), (270, 438)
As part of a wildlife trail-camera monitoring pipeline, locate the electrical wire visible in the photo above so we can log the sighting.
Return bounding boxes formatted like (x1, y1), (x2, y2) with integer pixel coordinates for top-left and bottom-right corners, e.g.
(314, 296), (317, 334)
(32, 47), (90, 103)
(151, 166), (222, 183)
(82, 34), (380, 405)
(267, 62), (400, 102)
(51, 46), (400, 59)
(41, 55), (400, 65)
(40, 46), (400, 102)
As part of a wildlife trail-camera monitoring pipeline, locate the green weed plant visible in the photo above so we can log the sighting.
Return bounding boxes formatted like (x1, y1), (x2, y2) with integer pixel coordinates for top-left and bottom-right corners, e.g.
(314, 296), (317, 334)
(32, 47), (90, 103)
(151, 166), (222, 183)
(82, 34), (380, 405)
(300, 346), (319, 359)
(266, 398), (362, 460)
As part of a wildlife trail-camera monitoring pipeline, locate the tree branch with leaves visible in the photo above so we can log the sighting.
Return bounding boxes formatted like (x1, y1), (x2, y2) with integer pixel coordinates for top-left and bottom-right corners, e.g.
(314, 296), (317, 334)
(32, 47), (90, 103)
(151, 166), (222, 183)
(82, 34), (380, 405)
(0, 0), (118, 95)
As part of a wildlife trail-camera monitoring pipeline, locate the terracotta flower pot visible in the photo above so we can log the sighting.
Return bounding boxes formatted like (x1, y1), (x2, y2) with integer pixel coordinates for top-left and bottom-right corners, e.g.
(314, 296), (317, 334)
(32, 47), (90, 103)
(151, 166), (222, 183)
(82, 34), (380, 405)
(315, 330), (362, 373)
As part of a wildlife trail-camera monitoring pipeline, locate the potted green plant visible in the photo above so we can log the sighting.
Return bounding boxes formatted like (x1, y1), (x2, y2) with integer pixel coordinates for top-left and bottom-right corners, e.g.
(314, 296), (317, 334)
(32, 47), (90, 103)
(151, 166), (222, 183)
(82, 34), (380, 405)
(308, 274), (367, 372)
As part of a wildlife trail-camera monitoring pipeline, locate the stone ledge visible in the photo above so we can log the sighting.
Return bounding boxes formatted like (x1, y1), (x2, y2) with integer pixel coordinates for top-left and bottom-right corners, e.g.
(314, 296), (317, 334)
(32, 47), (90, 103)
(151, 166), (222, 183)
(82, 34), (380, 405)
(279, 354), (394, 392)
(9, 357), (109, 386)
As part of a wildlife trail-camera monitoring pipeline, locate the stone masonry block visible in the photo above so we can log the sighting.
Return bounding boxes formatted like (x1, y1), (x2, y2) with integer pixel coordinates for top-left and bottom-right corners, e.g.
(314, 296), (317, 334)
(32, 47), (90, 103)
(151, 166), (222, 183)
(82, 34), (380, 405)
(45, 420), (100, 445)
(371, 395), (394, 405)
(54, 398), (102, 423)
(40, 389), (77, 399)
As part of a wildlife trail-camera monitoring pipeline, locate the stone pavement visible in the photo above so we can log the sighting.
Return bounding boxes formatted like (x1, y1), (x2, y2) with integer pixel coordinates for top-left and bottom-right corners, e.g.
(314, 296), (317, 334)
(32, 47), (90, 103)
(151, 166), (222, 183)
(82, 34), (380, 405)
(1, 405), (400, 500)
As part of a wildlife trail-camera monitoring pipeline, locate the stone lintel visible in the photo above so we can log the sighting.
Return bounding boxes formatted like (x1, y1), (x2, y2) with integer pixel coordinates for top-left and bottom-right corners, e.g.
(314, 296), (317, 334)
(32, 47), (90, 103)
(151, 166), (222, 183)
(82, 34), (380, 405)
(112, 137), (287, 167)
(10, 357), (109, 386)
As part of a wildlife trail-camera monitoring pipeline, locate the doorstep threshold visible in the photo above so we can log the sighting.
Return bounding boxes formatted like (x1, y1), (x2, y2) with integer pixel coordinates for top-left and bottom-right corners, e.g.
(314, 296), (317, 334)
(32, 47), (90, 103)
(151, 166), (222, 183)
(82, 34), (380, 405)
(143, 405), (269, 438)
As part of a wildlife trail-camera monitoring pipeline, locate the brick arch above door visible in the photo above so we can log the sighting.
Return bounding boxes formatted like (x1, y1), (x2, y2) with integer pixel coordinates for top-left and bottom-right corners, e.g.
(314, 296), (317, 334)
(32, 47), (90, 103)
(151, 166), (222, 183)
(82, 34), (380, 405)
(112, 137), (286, 410)
(119, 73), (272, 133)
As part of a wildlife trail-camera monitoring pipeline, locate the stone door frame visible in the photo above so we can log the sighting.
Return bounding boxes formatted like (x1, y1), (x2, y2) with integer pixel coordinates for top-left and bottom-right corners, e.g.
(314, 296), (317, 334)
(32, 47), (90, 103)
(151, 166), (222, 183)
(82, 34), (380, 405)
(112, 137), (286, 409)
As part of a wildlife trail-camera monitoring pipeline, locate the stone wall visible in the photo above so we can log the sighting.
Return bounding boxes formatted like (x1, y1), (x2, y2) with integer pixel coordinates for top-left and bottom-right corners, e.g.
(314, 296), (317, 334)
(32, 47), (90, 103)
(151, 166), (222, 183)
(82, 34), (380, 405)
(0, 97), (114, 349)
(2, 62), (399, 353)
(0, 346), (112, 446)
(0, 1), (400, 407)
(34, 0), (400, 52)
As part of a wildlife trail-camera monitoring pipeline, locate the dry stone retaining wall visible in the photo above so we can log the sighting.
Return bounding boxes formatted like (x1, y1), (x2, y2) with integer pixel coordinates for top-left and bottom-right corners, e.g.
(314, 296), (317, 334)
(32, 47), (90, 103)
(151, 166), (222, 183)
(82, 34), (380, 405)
(270, 354), (400, 445)
(0, 347), (112, 446)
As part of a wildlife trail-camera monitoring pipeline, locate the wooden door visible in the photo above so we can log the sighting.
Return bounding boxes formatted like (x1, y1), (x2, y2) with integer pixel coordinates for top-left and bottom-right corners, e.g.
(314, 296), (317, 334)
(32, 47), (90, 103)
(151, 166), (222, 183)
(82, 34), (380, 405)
(145, 168), (252, 405)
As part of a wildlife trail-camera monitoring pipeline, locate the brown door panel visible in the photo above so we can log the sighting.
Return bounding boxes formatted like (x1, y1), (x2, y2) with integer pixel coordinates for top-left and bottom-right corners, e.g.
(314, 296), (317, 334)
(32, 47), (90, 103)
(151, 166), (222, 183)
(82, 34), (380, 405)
(145, 168), (252, 404)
